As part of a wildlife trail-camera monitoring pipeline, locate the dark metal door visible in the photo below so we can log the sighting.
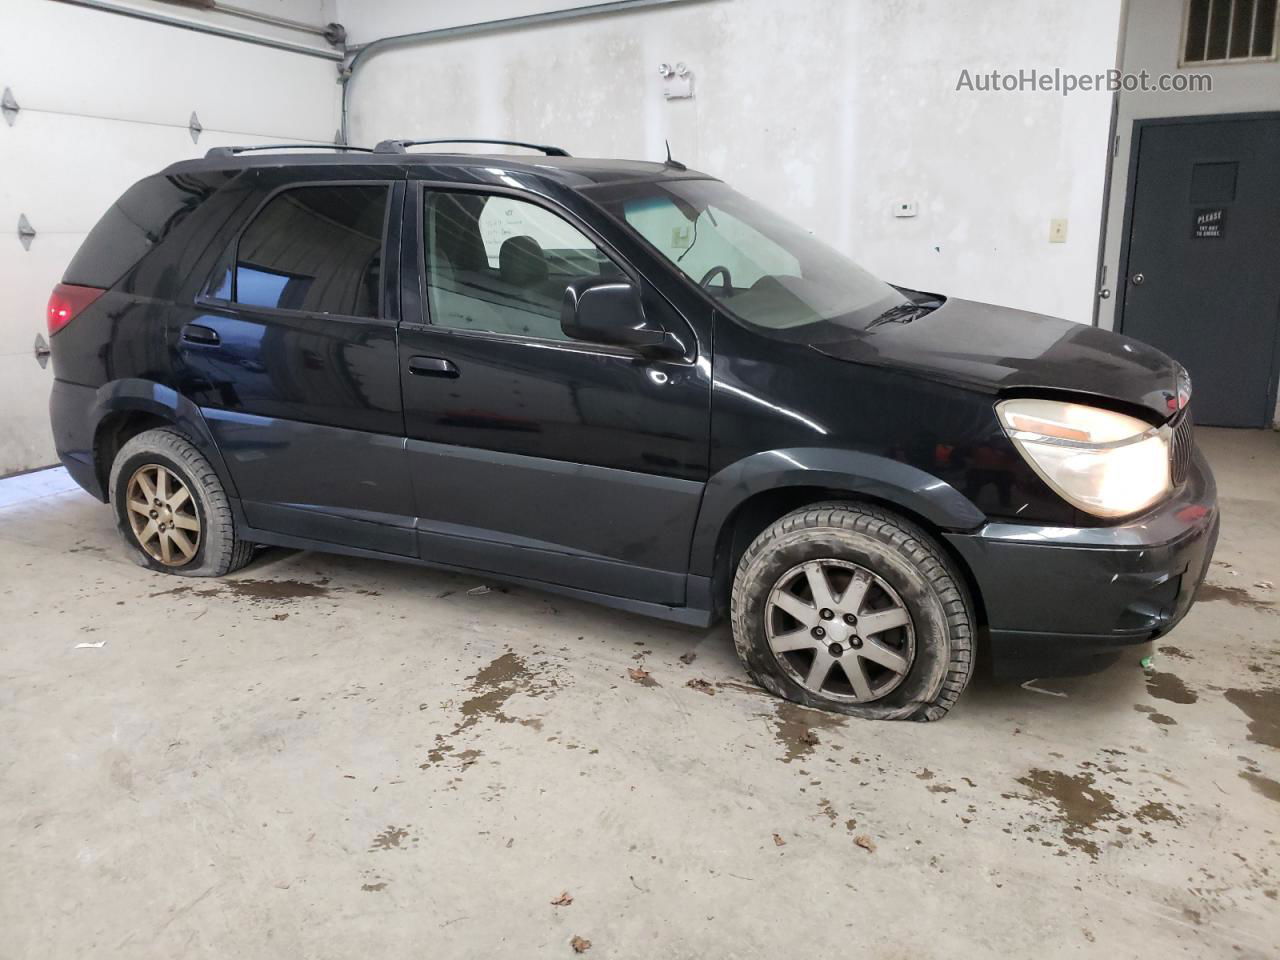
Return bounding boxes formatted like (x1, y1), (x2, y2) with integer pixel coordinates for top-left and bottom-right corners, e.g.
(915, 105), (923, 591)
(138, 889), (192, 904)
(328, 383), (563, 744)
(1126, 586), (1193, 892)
(179, 177), (416, 555)
(398, 184), (711, 605)
(1121, 116), (1280, 427)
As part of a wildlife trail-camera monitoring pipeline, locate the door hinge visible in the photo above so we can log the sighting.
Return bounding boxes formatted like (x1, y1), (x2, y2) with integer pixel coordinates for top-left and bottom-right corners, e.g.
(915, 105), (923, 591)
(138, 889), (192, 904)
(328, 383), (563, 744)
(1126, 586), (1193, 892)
(189, 111), (203, 144)
(17, 213), (35, 250)
(1, 87), (18, 126)
(34, 334), (51, 369)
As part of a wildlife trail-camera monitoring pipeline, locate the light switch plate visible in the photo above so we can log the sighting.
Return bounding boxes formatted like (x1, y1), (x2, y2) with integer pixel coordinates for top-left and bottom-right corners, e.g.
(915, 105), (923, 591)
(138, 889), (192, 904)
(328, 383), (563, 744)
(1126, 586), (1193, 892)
(1049, 218), (1068, 243)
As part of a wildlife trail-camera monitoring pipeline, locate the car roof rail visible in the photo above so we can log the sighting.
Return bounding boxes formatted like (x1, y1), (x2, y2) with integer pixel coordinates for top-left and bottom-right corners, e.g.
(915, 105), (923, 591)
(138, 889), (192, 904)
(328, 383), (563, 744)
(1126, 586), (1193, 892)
(373, 138), (571, 157)
(204, 143), (375, 159)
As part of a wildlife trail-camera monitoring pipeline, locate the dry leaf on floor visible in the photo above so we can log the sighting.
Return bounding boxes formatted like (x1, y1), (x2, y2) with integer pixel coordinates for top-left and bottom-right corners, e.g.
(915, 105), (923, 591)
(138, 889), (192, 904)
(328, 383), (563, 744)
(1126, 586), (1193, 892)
(570, 935), (592, 953)
(628, 667), (650, 682)
(854, 834), (876, 853)
(679, 652), (697, 664)
(1256, 580), (1274, 590)
(466, 585), (491, 596)
(686, 678), (714, 695)
(772, 833), (786, 846)
(550, 891), (574, 907)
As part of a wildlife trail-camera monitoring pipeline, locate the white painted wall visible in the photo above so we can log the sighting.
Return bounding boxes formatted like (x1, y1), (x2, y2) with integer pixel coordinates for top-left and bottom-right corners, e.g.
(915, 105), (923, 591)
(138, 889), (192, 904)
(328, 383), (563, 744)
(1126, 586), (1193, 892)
(0, 0), (341, 475)
(342, 0), (1121, 324)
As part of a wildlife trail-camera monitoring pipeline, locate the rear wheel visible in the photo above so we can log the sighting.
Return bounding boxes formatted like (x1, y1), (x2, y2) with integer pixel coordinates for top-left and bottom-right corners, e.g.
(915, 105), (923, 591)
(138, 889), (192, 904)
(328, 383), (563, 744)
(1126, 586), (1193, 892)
(109, 427), (253, 577)
(730, 502), (973, 721)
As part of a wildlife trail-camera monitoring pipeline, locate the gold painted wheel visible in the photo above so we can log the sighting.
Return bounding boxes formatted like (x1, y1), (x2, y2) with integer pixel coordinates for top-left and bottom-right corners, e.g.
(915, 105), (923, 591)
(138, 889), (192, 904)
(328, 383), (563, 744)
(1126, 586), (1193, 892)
(125, 463), (200, 566)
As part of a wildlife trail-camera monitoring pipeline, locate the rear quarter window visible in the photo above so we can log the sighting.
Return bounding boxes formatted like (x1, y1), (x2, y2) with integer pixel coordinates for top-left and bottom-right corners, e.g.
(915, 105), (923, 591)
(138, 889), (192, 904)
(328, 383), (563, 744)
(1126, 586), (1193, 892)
(63, 173), (220, 288)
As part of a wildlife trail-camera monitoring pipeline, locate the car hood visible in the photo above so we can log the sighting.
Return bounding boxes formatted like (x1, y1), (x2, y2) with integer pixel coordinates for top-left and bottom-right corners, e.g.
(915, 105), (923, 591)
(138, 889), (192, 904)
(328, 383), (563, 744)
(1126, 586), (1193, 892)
(811, 297), (1180, 420)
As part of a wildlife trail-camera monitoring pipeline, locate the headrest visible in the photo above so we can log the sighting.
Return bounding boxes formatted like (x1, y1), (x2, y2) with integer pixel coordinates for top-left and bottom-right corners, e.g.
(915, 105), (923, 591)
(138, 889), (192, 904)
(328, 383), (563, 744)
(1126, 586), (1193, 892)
(499, 235), (549, 288)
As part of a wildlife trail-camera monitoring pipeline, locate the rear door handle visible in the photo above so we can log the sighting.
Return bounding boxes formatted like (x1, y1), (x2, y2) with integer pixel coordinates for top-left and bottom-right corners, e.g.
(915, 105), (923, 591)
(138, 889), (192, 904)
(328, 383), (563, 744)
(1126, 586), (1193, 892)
(181, 323), (220, 345)
(408, 356), (459, 378)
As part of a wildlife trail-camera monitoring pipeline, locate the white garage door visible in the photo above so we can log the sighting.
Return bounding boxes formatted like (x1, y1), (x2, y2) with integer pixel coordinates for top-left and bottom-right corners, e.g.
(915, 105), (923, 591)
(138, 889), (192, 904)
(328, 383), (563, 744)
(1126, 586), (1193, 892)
(0, 0), (340, 476)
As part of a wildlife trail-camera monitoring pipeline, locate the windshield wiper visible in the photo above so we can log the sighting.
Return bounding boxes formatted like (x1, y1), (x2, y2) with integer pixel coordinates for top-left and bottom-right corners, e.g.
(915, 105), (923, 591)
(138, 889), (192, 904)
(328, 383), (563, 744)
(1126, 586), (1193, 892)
(867, 301), (934, 329)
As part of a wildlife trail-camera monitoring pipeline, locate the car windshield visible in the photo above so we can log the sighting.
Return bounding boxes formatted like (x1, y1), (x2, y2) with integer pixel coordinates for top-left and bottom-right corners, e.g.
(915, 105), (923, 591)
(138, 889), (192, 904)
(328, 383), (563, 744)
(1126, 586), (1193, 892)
(592, 178), (909, 337)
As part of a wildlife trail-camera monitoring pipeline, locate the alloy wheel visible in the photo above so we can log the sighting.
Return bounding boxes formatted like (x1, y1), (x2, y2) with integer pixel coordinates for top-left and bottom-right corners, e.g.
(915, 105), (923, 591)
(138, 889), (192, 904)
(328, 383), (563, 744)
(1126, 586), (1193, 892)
(125, 463), (201, 566)
(765, 559), (915, 702)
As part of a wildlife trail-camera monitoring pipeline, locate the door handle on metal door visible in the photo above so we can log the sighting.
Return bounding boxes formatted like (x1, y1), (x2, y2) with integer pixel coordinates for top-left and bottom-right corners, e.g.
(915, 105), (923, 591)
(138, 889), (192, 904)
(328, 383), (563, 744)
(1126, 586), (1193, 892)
(408, 356), (459, 378)
(181, 323), (220, 345)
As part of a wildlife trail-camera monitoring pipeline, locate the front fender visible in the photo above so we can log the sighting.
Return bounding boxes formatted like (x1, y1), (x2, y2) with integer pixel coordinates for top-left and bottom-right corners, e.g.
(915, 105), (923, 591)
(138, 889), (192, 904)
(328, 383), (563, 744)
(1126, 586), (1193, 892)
(687, 447), (986, 576)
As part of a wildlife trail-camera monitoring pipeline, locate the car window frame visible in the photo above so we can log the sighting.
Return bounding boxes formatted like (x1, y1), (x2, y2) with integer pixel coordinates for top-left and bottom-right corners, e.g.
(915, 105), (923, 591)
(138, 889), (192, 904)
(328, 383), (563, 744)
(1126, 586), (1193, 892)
(411, 180), (667, 357)
(196, 178), (398, 327)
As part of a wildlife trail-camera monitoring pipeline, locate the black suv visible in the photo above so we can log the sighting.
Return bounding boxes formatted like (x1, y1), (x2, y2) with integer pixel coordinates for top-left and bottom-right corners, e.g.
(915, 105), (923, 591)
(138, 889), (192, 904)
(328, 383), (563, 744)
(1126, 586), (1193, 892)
(47, 140), (1218, 721)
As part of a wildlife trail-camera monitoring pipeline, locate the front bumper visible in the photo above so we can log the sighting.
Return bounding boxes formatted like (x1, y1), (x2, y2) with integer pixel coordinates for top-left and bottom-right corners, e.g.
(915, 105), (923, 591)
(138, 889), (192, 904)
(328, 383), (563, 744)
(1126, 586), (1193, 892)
(945, 447), (1219, 677)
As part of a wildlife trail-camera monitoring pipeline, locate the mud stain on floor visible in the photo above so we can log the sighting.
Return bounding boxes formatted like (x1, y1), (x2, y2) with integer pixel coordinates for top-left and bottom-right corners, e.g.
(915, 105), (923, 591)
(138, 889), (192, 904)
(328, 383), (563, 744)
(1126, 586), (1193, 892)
(1239, 771), (1280, 803)
(456, 651), (547, 733)
(1196, 582), (1277, 615)
(1133, 801), (1182, 825)
(369, 825), (411, 852)
(1012, 769), (1121, 859)
(223, 578), (331, 601)
(1134, 704), (1177, 725)
(361, 882), (388, 893)
(1145, 671), (1197, 705)
(1223, 687), (1280, 749)
(1158, 645), (1193, 661)
(149, 578), (331, 604)
(421, 651), (557, 771)
(769, 701), (846, 764)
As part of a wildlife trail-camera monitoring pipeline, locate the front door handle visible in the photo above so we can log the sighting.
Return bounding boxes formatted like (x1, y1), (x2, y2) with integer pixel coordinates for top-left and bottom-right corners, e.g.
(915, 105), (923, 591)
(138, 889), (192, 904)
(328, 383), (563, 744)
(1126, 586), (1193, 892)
(408, 356), (459, 378)
(181, 323), (220, 345)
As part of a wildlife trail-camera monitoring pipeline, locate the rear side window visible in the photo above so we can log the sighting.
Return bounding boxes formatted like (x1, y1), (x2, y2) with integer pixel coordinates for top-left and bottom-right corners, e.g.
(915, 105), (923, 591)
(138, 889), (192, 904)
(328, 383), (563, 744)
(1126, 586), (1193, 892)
(215, 185), (388, 319)
(64, 173), (217, 288)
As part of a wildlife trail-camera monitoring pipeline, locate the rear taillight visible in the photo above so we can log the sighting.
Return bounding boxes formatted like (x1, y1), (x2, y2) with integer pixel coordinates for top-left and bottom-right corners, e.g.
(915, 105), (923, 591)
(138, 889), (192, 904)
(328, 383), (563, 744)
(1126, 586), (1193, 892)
(47, 283), (106, 336)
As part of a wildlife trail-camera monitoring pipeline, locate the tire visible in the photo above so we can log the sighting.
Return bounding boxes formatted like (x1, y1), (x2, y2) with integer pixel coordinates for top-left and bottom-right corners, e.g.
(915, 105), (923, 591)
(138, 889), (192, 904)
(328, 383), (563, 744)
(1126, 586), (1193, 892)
(730, 501), (973, 721)
(108, 427), (253, 577)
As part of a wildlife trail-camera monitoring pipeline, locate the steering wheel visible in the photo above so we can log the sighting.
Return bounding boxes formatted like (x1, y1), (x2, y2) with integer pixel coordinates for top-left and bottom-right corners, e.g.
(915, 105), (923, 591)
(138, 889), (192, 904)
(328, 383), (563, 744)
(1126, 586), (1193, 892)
(698, 265), (733, 296)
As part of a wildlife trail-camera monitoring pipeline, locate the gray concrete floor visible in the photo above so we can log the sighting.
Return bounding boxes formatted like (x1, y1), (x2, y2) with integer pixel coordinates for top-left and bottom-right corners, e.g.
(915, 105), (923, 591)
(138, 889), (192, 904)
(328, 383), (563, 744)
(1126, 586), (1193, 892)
(1, 428), (1277, 959)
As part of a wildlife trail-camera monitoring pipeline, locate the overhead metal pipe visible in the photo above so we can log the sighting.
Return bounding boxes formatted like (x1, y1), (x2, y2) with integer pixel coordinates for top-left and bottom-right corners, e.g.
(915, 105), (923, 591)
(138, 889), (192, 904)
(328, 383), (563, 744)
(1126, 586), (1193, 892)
(52, 0), (343, 60)
(215, 2), (334, 39)
(338, 0), (706, 144)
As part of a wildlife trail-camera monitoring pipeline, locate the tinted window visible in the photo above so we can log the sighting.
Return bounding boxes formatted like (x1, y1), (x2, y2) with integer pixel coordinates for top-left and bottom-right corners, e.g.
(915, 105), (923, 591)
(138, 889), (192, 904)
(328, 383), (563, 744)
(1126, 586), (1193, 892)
(232, 185), (387, 318)
(64, 173), (220, 288)
(424, 190), (620, 341)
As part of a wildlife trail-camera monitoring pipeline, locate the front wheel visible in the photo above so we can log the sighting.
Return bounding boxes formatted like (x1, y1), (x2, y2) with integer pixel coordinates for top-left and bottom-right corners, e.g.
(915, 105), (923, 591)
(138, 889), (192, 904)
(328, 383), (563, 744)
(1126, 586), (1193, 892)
(730, 502), (973, 721)
(109, 427), (253, 577)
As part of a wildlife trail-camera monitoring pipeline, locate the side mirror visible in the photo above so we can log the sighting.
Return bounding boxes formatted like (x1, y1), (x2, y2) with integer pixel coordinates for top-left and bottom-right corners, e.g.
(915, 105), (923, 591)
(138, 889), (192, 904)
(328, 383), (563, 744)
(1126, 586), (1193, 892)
(561, 277), (678, 353)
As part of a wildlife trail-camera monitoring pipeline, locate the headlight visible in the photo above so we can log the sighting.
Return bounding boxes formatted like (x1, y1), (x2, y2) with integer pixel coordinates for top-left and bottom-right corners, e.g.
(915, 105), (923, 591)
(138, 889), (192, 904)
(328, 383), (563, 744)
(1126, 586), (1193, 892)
(996, 398), (1170, 519)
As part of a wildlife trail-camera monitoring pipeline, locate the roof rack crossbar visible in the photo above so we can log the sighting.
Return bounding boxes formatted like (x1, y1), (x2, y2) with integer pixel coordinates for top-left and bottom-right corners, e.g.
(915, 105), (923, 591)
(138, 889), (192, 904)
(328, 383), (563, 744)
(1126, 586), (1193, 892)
(373, 138), (571, 157)
(204, 144), (375, 159)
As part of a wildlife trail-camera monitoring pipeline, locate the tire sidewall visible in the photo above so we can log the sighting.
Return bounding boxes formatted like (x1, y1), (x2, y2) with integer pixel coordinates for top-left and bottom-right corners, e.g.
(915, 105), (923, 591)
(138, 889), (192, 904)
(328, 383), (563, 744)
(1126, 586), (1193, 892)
(110, 444), (214, 576)
(734, 526), (953, 720)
